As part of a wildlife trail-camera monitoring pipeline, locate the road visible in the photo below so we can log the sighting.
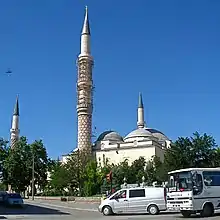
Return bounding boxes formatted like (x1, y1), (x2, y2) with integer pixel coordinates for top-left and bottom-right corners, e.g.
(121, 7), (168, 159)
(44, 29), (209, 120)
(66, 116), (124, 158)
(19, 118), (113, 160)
(0, 200), (220, 219)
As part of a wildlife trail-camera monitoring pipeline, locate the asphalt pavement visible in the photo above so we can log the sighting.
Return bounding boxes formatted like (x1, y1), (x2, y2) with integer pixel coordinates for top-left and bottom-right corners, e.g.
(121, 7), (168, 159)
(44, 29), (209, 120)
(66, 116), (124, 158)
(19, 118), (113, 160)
(0, 199), (220, 219)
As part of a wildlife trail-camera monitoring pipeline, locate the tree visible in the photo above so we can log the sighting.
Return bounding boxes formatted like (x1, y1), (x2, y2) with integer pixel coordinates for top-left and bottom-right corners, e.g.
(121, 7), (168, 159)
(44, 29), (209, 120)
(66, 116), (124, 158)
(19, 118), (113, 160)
(4, 137), (49, 193)
(111, 159), (131, 187)
(130, 157), (146, 184)
(30, 140), (49, 191)
(82, 160), (102, 196)
(0, 138), (9, 190)
(49, 164), (71, 195)
(0, 138), (9, 161)
(213, 148), (220, 166)
(4, 136), (31, 192)
(49, 149), (97, 196)
(152, 156), (167, 183)
(164, 132), (218, 172)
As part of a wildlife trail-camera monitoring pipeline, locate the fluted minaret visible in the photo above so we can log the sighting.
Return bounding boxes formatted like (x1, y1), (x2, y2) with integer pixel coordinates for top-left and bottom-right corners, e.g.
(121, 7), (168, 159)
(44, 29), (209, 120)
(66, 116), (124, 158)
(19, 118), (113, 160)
(76, 6), (94, 153)
(10, 96), (20, 148)
(137, 93), (145, 128)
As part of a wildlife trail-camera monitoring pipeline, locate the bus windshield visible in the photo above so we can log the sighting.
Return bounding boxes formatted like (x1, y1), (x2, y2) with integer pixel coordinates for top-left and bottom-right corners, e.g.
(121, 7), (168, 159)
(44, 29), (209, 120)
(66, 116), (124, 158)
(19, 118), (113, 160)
(168, 171), (193, 192)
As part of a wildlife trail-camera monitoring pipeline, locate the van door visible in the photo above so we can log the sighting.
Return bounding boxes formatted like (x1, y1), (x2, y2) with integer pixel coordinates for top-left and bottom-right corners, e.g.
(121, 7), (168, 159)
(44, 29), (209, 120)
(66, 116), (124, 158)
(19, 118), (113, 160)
(111, 189), (128, 214)
(127, 189), (146, 213)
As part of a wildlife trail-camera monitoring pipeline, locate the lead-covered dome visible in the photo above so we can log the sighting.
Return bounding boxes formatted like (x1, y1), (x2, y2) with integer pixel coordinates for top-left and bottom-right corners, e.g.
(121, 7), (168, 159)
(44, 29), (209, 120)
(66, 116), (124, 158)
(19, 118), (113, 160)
(124, 128), (153, 142)
(146, 128), (169, 141)
(96, 130), (123, 142)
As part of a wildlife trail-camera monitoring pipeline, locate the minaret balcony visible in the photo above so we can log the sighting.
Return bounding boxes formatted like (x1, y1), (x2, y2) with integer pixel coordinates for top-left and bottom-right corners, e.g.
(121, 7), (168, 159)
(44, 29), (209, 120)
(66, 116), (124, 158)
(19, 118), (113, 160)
(77, 80), (92, 87)
(77, 105), (92, 114)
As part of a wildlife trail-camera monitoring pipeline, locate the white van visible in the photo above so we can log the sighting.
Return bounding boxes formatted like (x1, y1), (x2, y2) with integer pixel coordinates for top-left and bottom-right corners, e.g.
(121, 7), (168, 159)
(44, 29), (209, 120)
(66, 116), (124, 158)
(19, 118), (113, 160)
(98, 186), (167, 216)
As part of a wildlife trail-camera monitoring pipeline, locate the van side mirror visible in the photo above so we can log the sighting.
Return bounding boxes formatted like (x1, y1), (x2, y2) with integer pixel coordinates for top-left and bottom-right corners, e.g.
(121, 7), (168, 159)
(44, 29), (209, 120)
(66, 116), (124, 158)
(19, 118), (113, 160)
(110, 195), (118, 200)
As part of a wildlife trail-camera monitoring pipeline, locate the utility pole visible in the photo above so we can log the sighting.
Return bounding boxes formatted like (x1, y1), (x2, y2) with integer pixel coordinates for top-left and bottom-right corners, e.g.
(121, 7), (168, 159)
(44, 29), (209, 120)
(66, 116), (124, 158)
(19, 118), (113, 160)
(77, 148), (81, 196)
(31, 154), (34, 200)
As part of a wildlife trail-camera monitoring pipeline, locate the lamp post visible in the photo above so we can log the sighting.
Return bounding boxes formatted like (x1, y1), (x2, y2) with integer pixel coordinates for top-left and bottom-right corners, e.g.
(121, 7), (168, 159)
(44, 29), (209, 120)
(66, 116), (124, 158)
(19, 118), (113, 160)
(31, 153), (35, 200)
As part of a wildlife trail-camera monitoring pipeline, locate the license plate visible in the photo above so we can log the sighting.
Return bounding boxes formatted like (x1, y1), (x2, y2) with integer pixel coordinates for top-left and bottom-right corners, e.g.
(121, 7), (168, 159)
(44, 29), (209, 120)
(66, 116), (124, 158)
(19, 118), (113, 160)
(168, 207), (179, 211)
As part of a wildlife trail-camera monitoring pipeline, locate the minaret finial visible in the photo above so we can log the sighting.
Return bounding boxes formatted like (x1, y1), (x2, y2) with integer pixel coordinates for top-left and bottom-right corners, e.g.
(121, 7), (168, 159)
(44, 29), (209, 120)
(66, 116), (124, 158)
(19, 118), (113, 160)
(137, 93), (145, 128)
(13, 95), (19, 116)
(10, 95), (20, 148)
(82, 5), (90, 35)
(138, 92), (143, 108)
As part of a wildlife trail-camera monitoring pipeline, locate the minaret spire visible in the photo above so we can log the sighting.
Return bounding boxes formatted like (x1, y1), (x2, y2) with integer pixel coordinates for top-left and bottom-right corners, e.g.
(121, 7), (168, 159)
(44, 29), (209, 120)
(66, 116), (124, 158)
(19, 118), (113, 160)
(82, 6), (90, 35)
(13, 95), (19, 116)
(10, 95), (20, 148)
(79, 6), (91, 57)
(137, 93), (145, 129)
(76, 7), (94, 154)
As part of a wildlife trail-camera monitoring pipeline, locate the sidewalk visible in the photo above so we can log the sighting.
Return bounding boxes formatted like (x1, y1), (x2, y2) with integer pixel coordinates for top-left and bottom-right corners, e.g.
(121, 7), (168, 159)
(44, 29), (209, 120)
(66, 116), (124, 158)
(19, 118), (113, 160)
(26, 199), (99, 212)
(29, 196), (101, 203)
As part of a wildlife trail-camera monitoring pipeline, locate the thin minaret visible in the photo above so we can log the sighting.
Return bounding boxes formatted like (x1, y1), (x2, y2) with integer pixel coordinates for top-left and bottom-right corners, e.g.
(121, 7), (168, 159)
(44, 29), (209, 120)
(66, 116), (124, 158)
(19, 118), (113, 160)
(137, 93), (145, 128)
(76, 6), (94, 153)
(10, 96), (20, 148)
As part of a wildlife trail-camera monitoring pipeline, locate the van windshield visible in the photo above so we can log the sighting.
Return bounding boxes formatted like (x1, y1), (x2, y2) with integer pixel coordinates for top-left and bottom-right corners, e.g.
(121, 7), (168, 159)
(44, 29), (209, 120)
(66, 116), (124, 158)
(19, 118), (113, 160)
(109, 190), (126, 200)
(168, 171), (193, 192)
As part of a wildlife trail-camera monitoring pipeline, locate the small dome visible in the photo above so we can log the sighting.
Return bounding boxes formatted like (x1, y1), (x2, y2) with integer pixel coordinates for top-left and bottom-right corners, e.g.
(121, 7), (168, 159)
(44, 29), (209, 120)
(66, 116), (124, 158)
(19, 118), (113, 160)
(96, 131), (123, 142)
(146, 128), (169, 141)
(124, 128), (153, 142)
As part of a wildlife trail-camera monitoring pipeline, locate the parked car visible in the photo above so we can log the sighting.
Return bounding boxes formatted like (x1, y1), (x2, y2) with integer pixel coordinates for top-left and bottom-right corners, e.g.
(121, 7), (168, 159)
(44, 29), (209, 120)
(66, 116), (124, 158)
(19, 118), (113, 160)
(98, 186), (167, 216)
(4, 193), (24, 207)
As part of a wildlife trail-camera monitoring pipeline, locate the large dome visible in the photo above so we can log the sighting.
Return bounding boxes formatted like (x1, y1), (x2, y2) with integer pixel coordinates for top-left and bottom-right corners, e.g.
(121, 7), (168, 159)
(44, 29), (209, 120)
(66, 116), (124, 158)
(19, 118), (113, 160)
(96, 131), (123, 142)
(146, 128), (169, 141)
(124, 128), (153, 142)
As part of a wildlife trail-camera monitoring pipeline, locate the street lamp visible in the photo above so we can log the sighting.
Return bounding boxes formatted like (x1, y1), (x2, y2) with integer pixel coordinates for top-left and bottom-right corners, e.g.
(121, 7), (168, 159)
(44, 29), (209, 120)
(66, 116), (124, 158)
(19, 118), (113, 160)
(31, 154), (35, 200)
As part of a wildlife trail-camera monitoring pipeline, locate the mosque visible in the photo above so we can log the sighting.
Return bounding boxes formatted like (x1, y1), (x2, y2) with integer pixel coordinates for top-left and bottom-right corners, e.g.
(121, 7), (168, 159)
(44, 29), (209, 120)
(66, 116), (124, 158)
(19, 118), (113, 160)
(61, 7), (171, 166)
(93, 93), (171, 166)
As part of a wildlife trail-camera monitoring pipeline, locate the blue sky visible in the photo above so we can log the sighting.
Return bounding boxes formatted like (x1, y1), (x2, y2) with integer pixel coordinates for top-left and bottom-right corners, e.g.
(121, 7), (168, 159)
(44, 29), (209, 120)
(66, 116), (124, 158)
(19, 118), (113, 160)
(0, 0), (220, 159)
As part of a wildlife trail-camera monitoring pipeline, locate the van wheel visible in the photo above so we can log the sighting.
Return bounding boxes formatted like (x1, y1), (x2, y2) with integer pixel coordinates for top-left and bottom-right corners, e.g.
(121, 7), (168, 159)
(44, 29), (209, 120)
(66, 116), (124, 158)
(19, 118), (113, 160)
(181, 210), (191, 218)
(148, 204), (159, 215)
(102, 206), (113, 216)
(200, 203), (214, 217)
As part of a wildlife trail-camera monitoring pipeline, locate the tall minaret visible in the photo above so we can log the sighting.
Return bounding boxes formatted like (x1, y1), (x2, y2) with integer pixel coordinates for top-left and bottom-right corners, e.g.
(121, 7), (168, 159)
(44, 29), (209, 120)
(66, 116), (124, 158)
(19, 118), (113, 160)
(10, 96), (20, 148)
(76, 6), (94, 153)
(137, 93), (145, 128)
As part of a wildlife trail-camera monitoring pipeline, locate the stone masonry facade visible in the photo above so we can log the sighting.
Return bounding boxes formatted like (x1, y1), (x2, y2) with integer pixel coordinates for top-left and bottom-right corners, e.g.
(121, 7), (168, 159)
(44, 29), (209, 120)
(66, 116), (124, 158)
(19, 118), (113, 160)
(76, 56), (94, 153)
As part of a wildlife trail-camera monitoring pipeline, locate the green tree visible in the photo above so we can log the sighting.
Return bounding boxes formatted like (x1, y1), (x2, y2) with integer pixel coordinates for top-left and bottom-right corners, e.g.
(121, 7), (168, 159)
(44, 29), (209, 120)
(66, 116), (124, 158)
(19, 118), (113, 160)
(30, 140), (49, 191)
(82, 160), (102, 196)
(144, 159), (155, 185)
(111, 159), (131, 187)
(212, 147), (220, 167)
(164, 132), (218, 172)
(4, 136), (31, 192)
(152, 156), (167, 183)
(4, 137), (49, 193)
(0, 138), (9, 190)
(130, 157), (146, 184)
(0, 138), (9, 161)
(49, 164), (71, 195)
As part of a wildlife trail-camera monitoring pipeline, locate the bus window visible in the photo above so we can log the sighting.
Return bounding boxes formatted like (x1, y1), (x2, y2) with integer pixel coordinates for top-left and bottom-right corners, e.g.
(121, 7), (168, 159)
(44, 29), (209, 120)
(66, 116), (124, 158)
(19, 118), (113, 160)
(203, 171), (220, 186)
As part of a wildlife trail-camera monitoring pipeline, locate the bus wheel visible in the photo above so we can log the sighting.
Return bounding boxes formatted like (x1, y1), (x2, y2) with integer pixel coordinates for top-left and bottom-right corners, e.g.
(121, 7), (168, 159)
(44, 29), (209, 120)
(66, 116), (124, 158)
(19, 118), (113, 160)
(201, 203), (214, 217)
(181, 210), (191, 218)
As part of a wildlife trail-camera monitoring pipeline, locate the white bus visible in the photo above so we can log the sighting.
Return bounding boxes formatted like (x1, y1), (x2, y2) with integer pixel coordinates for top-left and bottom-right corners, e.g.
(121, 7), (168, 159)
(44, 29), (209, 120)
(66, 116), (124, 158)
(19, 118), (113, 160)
(167, 168), (220, 218)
